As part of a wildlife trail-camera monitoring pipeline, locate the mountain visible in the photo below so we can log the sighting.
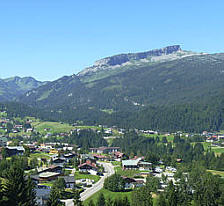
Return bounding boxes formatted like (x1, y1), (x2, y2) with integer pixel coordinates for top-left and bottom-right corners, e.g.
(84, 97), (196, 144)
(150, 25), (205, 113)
(18, 45), (221, 108)
(0, 76), (46, 101)
(17, 45), (224, 131)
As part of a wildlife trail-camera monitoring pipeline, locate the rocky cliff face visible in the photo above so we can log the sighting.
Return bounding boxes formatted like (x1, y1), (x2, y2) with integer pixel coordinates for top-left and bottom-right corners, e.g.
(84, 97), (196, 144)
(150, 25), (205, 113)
(78, 45), (182, 76)
(94, 45), (181, 67)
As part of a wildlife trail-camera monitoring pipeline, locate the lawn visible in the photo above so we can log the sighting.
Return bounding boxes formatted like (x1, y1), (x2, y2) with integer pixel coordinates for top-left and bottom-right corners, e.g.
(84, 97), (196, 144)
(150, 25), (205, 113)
(33, 121), (75, 134)
(75, 172), (100, 183)
(111, 161), (122, 166)
(143, 134), (174, 142)
(30, 152), (51, 160)
(211, 147), (224, 155)
(201, 142), (212, 151)
(114, 166), (143, 178)
(207, 170), (224, 177)
(39, 182), (54, 187)
(83, 188), (132, 205)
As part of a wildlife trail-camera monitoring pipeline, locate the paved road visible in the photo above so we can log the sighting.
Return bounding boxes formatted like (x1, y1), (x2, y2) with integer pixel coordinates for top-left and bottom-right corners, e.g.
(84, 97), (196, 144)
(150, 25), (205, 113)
(61, 162), (115, 206)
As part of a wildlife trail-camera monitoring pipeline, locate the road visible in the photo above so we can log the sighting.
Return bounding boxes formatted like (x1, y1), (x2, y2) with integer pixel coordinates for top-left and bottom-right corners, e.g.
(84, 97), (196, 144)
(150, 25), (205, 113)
(61, 162), (115, 206)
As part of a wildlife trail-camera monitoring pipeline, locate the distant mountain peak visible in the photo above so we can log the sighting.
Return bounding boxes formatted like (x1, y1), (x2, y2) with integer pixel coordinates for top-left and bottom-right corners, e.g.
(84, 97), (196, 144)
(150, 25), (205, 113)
(0, 76), (46, 102)
(94, 45), (181, 67)
(78, 45), (200, 77)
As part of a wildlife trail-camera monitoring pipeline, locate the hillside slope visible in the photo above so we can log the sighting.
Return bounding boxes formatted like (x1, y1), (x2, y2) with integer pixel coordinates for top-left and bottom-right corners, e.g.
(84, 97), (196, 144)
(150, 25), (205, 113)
(16, 46), (224, 131)
(0, 76), (46, 101)
(19, 49), (224, 110)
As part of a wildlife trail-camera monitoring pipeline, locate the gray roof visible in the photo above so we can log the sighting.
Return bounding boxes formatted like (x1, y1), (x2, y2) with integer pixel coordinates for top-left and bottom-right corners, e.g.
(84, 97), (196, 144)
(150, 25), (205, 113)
(35, 188), (50, 198)
(122, 159), (140, 166)
(59, 176), (75, 183)
(6, 146), (25, 151)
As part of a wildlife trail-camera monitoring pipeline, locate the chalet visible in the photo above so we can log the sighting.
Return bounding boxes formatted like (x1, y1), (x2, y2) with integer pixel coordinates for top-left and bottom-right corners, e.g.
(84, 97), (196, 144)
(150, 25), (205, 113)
(80, 154), (95, 163)
(14, 125), (23, 129)
(122, 158), (152, 170)
(63, 153), (76, 160)
(59, 176), (75, 189)
(122, 177), (137, 189)
(78, 160), (98, 175)
(92, 154), (109, 161)
(6, 146), (25, 156)
(52, 157), (66, 167)
(122, 176), (145, 189)
(37, 165), (63, 174)
(113, 151), (127, 161)
(63, 146), (74, 151)
(39, 172), (60, 181)
(89, 146), (120, 154)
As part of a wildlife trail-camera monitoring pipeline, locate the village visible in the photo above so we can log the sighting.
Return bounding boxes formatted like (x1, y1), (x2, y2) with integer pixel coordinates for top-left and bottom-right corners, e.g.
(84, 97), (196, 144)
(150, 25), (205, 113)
(1, 113), (224, 205)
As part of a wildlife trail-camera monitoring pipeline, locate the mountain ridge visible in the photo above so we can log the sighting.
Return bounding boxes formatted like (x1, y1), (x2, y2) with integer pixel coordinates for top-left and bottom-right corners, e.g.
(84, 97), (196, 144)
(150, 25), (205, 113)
(0, 76), (46, 102)
(77, 45), (203, 78)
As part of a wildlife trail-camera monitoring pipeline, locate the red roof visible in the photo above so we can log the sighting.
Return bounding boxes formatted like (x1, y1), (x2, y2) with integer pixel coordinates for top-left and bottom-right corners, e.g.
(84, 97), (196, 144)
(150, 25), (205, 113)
(78, 162), (97, 169)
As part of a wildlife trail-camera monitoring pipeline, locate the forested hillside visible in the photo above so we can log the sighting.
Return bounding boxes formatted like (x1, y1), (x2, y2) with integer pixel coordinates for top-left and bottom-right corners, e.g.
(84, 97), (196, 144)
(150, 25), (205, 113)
(0, 46), (221, 132)
(0, 76), (46, 101)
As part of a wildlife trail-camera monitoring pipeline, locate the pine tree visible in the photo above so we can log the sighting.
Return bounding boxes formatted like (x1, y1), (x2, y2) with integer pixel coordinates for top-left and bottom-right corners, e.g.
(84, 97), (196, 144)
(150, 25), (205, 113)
(47, 188), (61, 206)
(73, 189), (82, 206)
(88, 199), (95, 206)
(96, 193), (105, 206)
(106, 197), (113, 206)
(3, 164), (29, 205)
(156, 194), (167, 206)
(165, 181), (178, 206)
(131, 186), (153, 206)
(122, 196), (130, 206)
(24, 176), (37, 206)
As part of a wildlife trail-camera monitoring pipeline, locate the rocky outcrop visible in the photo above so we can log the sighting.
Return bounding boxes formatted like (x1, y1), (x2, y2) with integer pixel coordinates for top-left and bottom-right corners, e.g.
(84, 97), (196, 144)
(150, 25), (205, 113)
(94, 45), (181, 67)
(78, 45), (181, 76)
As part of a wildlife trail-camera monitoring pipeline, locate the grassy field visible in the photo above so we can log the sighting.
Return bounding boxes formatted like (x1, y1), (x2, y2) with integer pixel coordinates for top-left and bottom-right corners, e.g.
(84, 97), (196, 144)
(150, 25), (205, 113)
(83, 188), (132, 205)
(207, 170), (224, 177)
(201, 142), (224, 155)
(211, 147), (224, 155)
(143, 134), (174, 142)
(33, 121), (74, 134)
(75, 172), (100, 183)
(30, 152), (51, 160)
(114, 166), (143, 178)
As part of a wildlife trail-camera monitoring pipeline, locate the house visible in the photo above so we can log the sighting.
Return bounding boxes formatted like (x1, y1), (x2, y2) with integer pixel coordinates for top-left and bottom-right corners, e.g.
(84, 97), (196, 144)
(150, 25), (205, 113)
(49, 149), (59, 155)
(78, 160), (98, 175)
(35, 188), (50, 206)
(89, 146), (120, 154)
(122, 177), (137, 189)
(154, 167), (163, 173)
(138, 161), (152, 170)
(113, 151), (127, 161)
(59, 176), (75, 189)
(37, 165), (63, 174)
(122, 176), (145, 189)
(80, 154), (96, 163)
(122, 158), (152, 170)
(39, 172), (61, 181)
(92, 154), (109, 161)
(122, 159), (140, 170)
(31, 171), (61, 183)
(63, 153), (76, 160)
(6, 146), (25, 156)
(52, 157), (66, 167)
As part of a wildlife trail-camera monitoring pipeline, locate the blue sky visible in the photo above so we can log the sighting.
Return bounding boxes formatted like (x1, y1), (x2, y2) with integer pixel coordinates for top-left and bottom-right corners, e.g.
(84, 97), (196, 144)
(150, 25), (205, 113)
(0, 0), (224, 81)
